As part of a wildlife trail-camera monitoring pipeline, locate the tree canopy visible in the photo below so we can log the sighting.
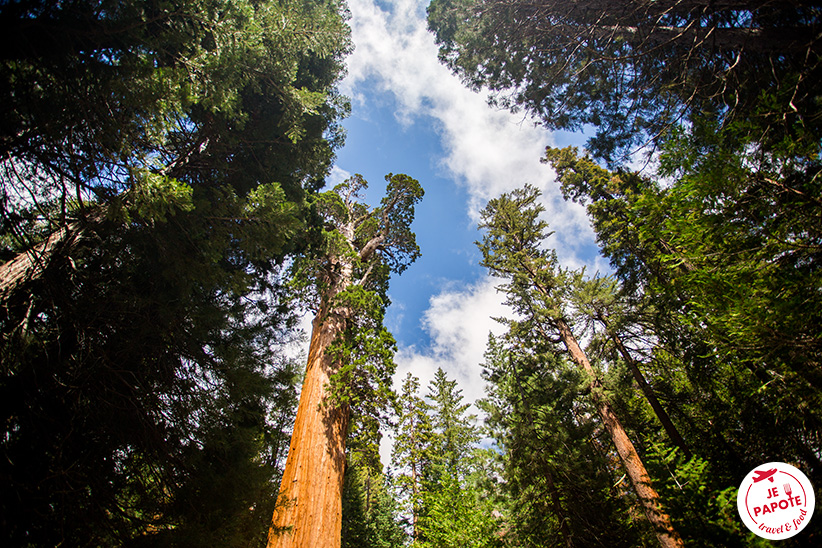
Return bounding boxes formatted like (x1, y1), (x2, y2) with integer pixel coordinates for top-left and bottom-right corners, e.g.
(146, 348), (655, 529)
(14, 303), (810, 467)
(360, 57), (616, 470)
(427, 0), (822, 162)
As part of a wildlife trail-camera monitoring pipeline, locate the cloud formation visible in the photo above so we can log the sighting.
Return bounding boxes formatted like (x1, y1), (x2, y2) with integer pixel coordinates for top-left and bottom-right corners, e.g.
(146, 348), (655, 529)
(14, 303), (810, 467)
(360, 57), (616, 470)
(393, 277), (509, 406)
(342, 0), (594, 260)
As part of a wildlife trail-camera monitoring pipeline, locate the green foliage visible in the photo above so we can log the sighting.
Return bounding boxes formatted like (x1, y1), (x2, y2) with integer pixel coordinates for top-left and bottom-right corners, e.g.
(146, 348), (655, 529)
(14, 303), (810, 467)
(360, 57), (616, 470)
(640, 443), (762, 548)
(428, 0), (822, 163)
(416, 473), (503, 548)
(426, 367), (480, 481)
(328, 284), (399, 438)
(342, 457), (408, 548)
(544, 142), (822, 543)
(1, 0), (352, 226)
(476, 184), (574, 325)
(391, 370), (504, 547)
(392, 373), (434, 534)
(480, 335), (650, 547)
(0, 213), (304, 545)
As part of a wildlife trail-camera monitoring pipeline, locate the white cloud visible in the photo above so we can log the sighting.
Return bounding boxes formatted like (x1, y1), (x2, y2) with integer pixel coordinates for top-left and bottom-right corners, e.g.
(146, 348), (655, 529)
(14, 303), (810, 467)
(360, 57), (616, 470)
(393, 277), (508, 406)
(342, 0), (595, 266)
(380, 276), (508, 466)
(327, 165), (352, 187)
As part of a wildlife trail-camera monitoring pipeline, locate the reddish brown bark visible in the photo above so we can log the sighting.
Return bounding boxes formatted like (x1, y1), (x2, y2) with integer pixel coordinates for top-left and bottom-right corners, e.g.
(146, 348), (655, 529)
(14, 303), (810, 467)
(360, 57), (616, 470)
(267, 302), (351, 548)
(266, 175), (418, 547)
(555, 318), (684, 548)
(268, 206), (381, 548)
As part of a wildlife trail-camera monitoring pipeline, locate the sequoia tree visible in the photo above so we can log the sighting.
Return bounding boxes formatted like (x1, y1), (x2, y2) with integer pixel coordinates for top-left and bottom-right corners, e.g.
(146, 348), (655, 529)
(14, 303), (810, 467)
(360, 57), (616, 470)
(268, 173), (423, 548)
(478, 186), (684, 548)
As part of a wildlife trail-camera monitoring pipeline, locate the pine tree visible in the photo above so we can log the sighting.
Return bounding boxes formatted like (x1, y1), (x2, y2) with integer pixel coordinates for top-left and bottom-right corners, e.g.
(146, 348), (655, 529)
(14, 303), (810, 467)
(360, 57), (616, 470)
(426, 367), (480, 481)
(480, 335), (648, 547)
(545, 144), (822, 481)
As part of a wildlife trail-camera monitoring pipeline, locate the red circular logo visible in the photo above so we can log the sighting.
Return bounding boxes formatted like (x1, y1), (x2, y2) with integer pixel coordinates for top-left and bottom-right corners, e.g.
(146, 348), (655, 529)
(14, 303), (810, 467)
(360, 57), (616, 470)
(737, 462), (815, 540)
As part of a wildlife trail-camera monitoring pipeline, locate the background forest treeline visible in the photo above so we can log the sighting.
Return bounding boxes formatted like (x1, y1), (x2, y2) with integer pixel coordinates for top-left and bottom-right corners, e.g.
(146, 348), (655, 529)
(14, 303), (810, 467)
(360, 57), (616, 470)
(2, 0), (820, 547)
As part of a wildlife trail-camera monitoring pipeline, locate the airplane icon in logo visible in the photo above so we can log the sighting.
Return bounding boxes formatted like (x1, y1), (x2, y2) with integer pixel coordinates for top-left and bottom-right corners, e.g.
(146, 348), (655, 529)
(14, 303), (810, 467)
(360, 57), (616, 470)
(753, 468), (778, 483)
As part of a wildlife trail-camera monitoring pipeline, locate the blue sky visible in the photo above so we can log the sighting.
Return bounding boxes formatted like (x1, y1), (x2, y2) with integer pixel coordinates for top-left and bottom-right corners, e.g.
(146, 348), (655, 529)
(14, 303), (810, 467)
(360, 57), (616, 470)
(323, 0), (605, 418)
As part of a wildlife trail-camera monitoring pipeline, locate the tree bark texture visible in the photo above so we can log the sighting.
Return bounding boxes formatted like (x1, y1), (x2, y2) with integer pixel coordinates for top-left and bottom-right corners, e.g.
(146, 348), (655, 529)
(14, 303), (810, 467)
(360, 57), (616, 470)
(555, 319), (684, 548)
(1, 223), (79, 300)
(267, 301), (351, 548)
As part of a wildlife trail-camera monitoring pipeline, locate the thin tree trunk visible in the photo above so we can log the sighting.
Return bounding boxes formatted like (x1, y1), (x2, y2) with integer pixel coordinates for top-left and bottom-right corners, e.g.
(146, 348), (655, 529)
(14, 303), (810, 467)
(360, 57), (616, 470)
(411, 454), (419, 542)
(267, 299), (351, 548)
(606, 329), (692, 460)
(555, 318), (684, 548)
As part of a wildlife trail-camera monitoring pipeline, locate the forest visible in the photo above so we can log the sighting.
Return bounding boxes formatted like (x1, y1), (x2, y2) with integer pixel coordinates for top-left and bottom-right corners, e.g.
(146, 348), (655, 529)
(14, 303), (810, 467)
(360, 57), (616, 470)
(1, 0), (820, 547)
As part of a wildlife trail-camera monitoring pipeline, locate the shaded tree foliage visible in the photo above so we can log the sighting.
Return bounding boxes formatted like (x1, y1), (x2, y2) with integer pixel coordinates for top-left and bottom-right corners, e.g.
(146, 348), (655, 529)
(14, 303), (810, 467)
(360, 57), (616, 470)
(0, 0), (352, 545)
(428, 0), (822, 162)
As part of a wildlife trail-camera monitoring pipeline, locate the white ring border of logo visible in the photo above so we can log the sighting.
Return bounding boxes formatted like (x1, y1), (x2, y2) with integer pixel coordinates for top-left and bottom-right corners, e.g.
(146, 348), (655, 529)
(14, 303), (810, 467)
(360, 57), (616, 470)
(737, 461), (815, 540)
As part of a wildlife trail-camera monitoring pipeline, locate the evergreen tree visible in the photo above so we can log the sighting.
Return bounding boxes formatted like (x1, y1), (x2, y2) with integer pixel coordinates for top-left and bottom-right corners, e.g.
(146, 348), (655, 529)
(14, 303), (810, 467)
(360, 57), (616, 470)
(392, 372), (434, 542)
(480, 335), (650, 548)
(415, 472), (503, 548)
(426, 367), (480, 481)
(545, 144), (822, 482)
(542, 144), (822, 544)
(0, 0), (352, 544)
(342, 419), (408, 548)
(398, 368), (502, 548)
(427, 0), (822, 162)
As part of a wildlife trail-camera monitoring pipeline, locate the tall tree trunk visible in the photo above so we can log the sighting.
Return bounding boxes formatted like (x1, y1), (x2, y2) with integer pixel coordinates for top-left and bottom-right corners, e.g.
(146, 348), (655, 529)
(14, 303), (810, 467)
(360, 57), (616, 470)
(267, 299), (351, 548)
(555, 319), (684, 548)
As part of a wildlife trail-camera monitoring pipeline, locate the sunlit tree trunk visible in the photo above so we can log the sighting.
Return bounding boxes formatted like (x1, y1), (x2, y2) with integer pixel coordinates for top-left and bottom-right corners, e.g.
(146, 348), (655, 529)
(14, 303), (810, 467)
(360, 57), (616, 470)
(267, 173), (423, 548)
(555, 319), (684, 548)
(267, 293), (351, 548)
(268, 220), (356, 548)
